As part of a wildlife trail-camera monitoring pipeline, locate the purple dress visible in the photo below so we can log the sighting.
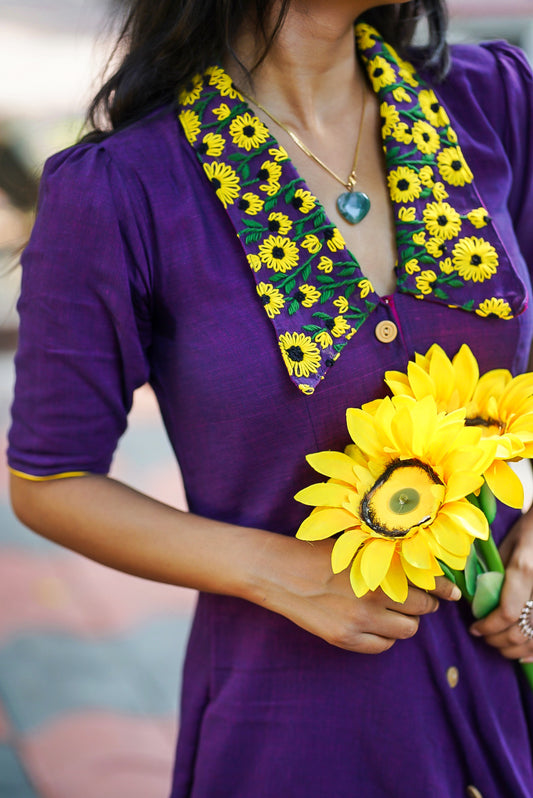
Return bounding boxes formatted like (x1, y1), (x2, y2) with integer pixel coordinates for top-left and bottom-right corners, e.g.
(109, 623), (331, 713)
(8, 29), (533, 797)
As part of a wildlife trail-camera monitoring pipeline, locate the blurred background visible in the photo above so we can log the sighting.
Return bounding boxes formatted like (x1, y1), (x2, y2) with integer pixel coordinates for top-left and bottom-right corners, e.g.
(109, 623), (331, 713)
(0, 1), (532, 796)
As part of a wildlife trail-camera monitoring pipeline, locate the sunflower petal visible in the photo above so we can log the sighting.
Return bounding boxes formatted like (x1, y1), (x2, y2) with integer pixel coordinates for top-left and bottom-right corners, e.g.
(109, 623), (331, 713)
(331, 529), (367, 573)
(295, 482), (353, 507)
(406, 361), (436, 401)
(381, 552), (409, 603)
(427, 535), (468, 570)
(346, 408), (382, 458)
(401, 530), (439, 569)
(484, 459), (524, 509)
(439, 500), (489, 540)
(296, 507), (356, 541)
(360, 538), (396, 591)
(452, 344), (479, 406)
(429, 513), (473, 556)
(384, 371), (413, 398)
(306, 451), (359, 484)
(400, 556), (438, 590)
(428, 345), (455, 407)
(445, 471), (484, 503)
(350, 549), (371, 597)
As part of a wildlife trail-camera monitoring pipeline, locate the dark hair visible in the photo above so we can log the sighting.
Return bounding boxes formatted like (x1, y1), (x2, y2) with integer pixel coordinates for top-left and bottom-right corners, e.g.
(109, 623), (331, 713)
(85, 0), (448, 140)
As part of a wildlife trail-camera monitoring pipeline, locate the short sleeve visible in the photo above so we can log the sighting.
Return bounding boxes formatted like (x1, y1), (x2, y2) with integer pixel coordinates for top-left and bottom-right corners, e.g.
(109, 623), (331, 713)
(481, 41), (533, 269)
(7, 143), (152, 477)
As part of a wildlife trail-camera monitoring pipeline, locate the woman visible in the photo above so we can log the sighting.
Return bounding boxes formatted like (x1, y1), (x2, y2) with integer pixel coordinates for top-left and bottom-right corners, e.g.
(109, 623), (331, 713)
(7, 0), (533, 795)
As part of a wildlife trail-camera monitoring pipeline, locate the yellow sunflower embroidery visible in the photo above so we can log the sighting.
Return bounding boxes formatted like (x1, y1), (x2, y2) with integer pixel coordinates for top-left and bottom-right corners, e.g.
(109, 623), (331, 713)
(418, 89), (450, 128)
(301, 234), (322, 254)
(411, 120), (440, 155)
(256, 283), (285, 318)
(207, 67), (242, 99)
(413, 231), (426, 246)
(212, 103), (231, 121)
(419, 165), (435, 187)
(298, 284), (321, 307)
(258, 235), (299, 272)
(318, 256), (333, 273)
(292, 188), (316, 213)
(423, 201), (462, 240)
(415, 270), (437, 294)
(452, 237), (498, 282)
(355, 22), (378, 50)
(279, 332), (321, 378)
(359, 279), (374, 298)
(268, 146), (289, 162)
(405, 258), (420, 275)
(203, 162), (241, 208)
(179, 75), (203, 106)
(179, 109), (201, 144)
(398, 57), (419, 87)
(447, 128), (458, 144)
(247, 254), (261, 272)
(267, 212), (292, 235)
(368, 56), (396, 91)
(201, 132), (225, 157)
(325, 228), (346, 253)
(315, 330), (333, 349)
(392, 123), (413, 145)
(380, 102), (400, 136)
(432, 182), (449, 201)
(398, 206), (416, 222)
(229, 113), (270, 151)
(392, 86), (412, 104)
(329, 315), (351, 338)
(238, 192), (264, 215)
(467, 208), (490, 229)
(475, 298), (513, 319)
(388, 166), (422, 204)
(258, 160), (282, 196)
(437, 147), (473, 187)
(439, 257), (453, 274)
(333, 296), (349, 314)
(425, 237), (447, 258)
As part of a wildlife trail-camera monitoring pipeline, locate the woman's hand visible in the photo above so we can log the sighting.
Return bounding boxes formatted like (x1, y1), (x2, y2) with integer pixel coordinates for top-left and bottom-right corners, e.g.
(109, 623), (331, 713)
(249, 535), (461, 654)
(470, 508), (533, 661)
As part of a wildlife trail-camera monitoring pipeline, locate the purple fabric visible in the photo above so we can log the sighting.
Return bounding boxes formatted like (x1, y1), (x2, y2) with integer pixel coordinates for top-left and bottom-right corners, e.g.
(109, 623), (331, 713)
(7, 41), (533, 796)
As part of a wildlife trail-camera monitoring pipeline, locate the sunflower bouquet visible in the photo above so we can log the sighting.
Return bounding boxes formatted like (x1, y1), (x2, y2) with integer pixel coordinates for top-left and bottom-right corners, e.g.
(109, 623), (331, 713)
(295, 344), (533, 689)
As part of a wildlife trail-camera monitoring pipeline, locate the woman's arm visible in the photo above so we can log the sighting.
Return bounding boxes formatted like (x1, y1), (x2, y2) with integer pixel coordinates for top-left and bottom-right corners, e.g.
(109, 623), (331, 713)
(10, 472), (459, 654)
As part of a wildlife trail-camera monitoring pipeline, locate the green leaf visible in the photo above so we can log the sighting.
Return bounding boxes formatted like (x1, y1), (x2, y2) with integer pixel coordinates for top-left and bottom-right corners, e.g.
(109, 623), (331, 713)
(302, 264), (311, 281)
(302, 324), (322, 334)
(339, 267), (356, 278)
(320, 289), (335, 303)
(285, 279), (296, 295)
(288, 299), (299, 316)
(244, 219), (265, 229)
(479, 481), (497, 525)
(471, 571), (504, 619)
(438, 560), (457, 585)
(316, 275), (334, 284)
(464, 546), (480, 599)
(433, 287), (449, 300)
(244, 231), (263, 244)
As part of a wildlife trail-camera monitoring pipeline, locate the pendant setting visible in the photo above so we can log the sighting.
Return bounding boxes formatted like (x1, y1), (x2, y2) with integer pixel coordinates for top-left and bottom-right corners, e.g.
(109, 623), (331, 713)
(337, 190), (371, 225)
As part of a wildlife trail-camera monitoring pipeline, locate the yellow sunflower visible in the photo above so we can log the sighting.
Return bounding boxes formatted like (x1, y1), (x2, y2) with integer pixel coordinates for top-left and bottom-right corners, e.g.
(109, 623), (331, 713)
(238, 193), (264, 216)
(388, 166), (422, 204)
(292, 188), (317, 214)
(327, 315), (351, 338)
(207, 67), (242, 99)
(423, 201), (462, 240)
(380, 102), (400, 136)
(279, 332), (321, 378)
(268, 145), (289, 162)
(179, 109), (201, 144)
(324, 227), (346, 253)
(432, 182), (449, 201)
(258, 235), (299, 272)
(295, 395), (493, 602)
(333, 296), (349, 314)
(256, 283), (285, 318)
(315, 330), (333, 349)
(229, 113), (270, 151)
(398, 58), (419, 88)
(419, 165), (435, 187)
(247, 254), (261, 272)
(418, 89), (450, 128)
(367, 56), (397, 91)
(413, 231), (426, 246)
(384, 344), (528, 507)
(178, 75), (203, 106)
(200, 133), (225, 157)
(467, 208), (490, 229)
(301, 234), (322, 254)
(411, 120), (441, 155)
(355, 22), (378, 50)
(203, 162), (241, 208)
(405, 258), (420, 275)
(452, 236), (498, 283)
(267, 212), (292, 235)
(437, 147), (473, 187)
(425, 237), (448, 258)
(212, 103), (231, 121)
(475, 298), (512, 320)
(258, 160), (282, 196)
(358, 279), (374, 298)
(398, 206), (416, 222)
(415, 270), (437, 295)
(392, 123), (413, 145)
(439, 257), (454, 274)
(317, 256), (333, 273)
(392, 86), (412, 104)
(296, 284), (321, 308)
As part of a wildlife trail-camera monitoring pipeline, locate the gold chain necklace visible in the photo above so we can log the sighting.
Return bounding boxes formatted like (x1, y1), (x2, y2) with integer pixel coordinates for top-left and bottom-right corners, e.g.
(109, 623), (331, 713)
(239, 87), (371, 225)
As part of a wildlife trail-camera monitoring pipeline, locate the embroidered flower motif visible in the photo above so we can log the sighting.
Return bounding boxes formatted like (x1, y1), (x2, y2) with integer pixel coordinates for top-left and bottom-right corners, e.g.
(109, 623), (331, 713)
(295, 284), (321, 308)
(198, 133), (225, 157)
(207, 66), (243, 99)
(301, 234), (322, 253)
(432, 182), (449, 201)
(388, 166), (422, 203)
(405, 258), (420, 274)
(203, 162), (241, 207)
(292, 188), (316, 213)
(355, 22), (378, 49)
(368, 55), (396, 90)
(358, 279), (374, 298)
(326, 315), (351, 338)
(212, 103), (231, 121)
(179, 75), (203, 106)
(380, 102), (400, 136)
(333, 296), (349, 314)
(411, 120), (440, 155)
(476, 298), (512, 319)
(179, 109), (201, 143)
(279, 332), (321, 378)
(298, 384), (315, 395)
(267, 212), (292, 235)
(416, 270), (437, 294)
(425, 237), (448, 258)
(467, 208), (490, 229)
(229, 113), (270, 151)
(258, 234), (299, 272)
(418, 89), (450, 128)
(437, 147), (473, 187)
(315, 330), (333, 348)
(397, 57), (419, 88)
(413, 231), (426, 245)
(419, 165), (435, 187)
(452, 237), (498, 283)
(247, 254), (261, 272)
(257, 160), (282, 195)
(392, 86), (412, 104)
(398, 206), (416, 222)
(392, 123), (413, 145)
(324, 227), (346, 253)
(256, 282), (285, 318)
(269, 145), (289, 162)
(317, 256), (333, 273)
(447, 128), (458, 144)
(439, 257), (454, 274)
(238, 193), (264, 215)
(423, 201), (462, 240)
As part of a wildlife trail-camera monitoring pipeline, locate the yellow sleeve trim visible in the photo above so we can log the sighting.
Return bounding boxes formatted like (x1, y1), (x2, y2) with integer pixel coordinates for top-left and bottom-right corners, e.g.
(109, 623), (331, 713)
(9, 467), (89, 482)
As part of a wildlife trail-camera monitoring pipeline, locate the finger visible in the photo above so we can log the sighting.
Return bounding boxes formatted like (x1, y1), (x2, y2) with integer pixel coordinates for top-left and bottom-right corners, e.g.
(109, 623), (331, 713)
(429, 576), (462, 603)
(471, 566), (530, 638)
(386, 587), (439, 617)
(481, 622), (531, 650)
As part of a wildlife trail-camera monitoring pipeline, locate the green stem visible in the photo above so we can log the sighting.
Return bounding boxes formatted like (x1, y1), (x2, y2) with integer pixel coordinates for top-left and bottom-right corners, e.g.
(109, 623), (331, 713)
(476, 534), (505, 575)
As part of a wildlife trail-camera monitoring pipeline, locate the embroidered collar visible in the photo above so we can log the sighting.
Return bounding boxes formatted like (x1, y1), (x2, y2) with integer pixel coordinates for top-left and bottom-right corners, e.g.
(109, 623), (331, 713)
(176, 23), (526, 394)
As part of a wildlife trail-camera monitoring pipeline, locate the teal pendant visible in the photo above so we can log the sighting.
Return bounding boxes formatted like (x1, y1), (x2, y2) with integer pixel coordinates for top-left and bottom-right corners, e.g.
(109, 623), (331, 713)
(337, 191), (371, 225)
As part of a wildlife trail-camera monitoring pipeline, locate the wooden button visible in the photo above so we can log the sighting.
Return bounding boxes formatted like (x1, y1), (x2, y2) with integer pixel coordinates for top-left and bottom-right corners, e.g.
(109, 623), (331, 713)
(446, 666), (459, 688)
(375, 320), (398, 343)
(466, 786), (483, 798)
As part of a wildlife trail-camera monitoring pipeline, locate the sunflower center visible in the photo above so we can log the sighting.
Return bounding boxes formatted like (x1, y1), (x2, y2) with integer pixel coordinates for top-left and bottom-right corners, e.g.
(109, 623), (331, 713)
(471, 254), (482, 266)
(374, 67), (384, 77)
(451, 159), (462, 171)
(294, 290), (305, 302)
(269, 220), (281, 232)
(292, 197), (303, 209)
(272, 246), (285, 259)
(437, 214), (448, 227)
(258, 168), (269, 180)
(243, 125), (256, 137)
(211, 178), (222, 189)
(397, 179), (410, 191)
(465, 415), (504, 433)
(238, 199), (250, 210)
(286, 345), (304, 363)
(361, 459), (445, 538)
(422, 133), (430, 142)
(431, 102), (440, 113)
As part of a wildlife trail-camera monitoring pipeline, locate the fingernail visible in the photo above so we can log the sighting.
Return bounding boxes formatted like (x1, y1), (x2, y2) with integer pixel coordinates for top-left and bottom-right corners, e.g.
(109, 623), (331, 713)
(520, 657), (533, 664)
(431, 601), (440, 613)
(450, 586), (462, 601)
(470, 628), (481, 637)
